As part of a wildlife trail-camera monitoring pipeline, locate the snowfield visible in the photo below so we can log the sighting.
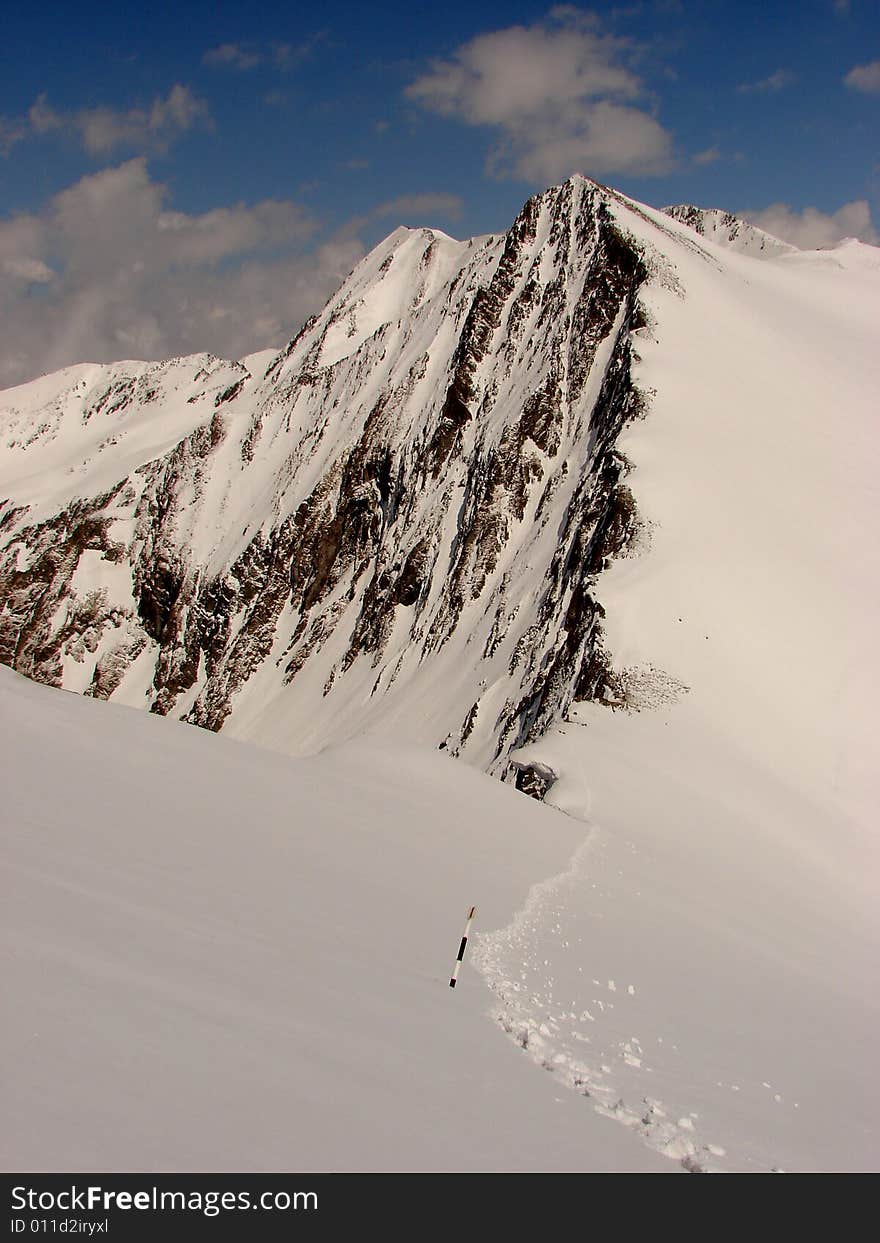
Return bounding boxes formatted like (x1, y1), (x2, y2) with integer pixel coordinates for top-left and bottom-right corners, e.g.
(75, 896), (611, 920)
(3, 668), (878, 1172)
(1, 667), (670, 1173)
(1, 178), (879, 1172)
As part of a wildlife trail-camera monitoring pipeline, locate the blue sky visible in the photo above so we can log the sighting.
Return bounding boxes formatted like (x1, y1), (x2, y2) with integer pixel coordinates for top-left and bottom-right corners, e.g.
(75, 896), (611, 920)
(1, 0), (877, 384)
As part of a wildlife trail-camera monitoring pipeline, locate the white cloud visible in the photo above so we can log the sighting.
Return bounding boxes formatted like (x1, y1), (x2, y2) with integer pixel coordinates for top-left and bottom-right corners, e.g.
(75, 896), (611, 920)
(743, 200), (878, 249)
(0, 160), (365, 388)
(203, 44), (262, 71)
(28, 95), (64, 137)
(1, 86), (209, 158)
(844, 61), (880, 93)
(274, 34), (327, 71)
(2, 256), (54, 283)
(693, 145), (721, 165)
(406, 11), (673, 182)
(737, 69), (795, 94)
(202, 36), (325, 72)
(0, 116), (27, 156)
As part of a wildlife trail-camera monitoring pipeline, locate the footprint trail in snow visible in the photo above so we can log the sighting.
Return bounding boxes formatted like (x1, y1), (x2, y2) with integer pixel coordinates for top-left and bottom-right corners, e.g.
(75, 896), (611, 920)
(471, 828), (751, 1173)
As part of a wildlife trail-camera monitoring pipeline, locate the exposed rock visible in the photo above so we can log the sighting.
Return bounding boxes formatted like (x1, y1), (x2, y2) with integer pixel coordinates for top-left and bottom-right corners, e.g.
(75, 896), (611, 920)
(505, 760), (558, 803)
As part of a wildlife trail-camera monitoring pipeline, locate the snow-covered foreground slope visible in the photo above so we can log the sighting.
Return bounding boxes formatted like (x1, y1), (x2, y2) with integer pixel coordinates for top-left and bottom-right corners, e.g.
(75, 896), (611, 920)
(3, 663), (878, 1172)
(1, 667), (673, 1173)
(484, 707), (880, 1172)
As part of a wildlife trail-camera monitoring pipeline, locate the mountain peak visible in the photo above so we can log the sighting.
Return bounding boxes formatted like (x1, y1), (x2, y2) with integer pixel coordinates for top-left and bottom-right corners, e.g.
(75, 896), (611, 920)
(662, 203), (794, 256)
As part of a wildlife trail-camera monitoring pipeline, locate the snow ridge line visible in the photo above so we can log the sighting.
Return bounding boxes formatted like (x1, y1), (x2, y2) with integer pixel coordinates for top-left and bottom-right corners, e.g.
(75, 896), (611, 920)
(471, 826), (733, 1173)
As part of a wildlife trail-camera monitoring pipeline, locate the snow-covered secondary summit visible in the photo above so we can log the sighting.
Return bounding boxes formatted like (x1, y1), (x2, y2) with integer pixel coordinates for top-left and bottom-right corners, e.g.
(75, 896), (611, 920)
(661, 203), (795, 257)
(2, 176), (879, 1172)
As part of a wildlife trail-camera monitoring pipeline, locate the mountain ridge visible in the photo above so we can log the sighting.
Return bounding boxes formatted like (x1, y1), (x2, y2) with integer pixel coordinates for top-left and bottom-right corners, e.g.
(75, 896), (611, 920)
(661, 203), (796, 256)
(1, 175), (877, 812)
(0, 176), (654, 781)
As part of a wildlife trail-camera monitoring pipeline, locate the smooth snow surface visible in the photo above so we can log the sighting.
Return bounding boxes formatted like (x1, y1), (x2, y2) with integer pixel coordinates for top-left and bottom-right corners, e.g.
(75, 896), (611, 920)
(2, 668), (672, 1173)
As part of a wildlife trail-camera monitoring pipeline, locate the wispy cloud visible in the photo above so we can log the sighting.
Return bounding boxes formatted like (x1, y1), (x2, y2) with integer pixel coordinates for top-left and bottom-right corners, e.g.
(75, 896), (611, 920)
(339, 191), (466, 243)
(0, 86), (209, 157)
(743, 199), (878, 248)
(0, 116), (28, 156)
(737, 69), (795, 94)
(203, 35), (327, 73)
(374, 193), (463, 222)
(0, 160), (364, 387)
(406, 9), (674, 183)
(203, 43), (262, 71)
(274, 34), (327, 71)
(844, 60), (880, 93)
(692, 145), (721, 165)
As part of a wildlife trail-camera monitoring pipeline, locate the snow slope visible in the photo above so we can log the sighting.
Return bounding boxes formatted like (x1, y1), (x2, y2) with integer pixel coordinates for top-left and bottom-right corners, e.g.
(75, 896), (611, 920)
(1, 666), (671, 1173)
(482, 192), (880, 1171)
(483, 195), (880, 1171)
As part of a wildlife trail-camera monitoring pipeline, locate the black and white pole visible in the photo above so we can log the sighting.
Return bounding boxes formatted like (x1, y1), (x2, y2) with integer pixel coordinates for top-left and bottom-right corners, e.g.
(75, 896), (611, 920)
(449, 905), (476, 988)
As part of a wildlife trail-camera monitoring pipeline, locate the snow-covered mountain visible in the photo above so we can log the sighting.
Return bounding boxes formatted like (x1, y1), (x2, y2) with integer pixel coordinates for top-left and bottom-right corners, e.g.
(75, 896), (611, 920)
(2, 178), (875, 795)
(2, 176), (879, 1172)
(662, 203), (795, 256)
(1, 177), (655, 781)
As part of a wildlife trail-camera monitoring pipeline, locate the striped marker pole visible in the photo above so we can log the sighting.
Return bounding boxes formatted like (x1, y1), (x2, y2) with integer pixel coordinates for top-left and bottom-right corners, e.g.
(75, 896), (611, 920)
(449, 905), (476, 988)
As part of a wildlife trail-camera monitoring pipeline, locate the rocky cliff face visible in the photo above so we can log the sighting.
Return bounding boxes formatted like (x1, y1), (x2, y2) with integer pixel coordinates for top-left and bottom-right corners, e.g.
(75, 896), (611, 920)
(0, 176), (672, 777)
